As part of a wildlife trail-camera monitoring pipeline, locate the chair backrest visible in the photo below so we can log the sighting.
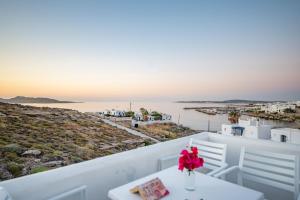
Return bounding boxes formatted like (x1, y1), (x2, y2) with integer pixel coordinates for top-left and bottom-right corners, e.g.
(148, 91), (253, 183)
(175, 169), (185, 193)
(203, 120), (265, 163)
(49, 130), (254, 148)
(189, 138), (227, 171)
(48, 186), (87, 200)
(239, 147), (299, 199)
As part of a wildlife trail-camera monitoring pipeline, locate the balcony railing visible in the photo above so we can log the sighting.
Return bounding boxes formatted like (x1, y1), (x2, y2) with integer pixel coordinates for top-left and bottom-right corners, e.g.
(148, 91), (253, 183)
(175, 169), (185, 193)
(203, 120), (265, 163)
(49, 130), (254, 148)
(1, 132), (299, 200)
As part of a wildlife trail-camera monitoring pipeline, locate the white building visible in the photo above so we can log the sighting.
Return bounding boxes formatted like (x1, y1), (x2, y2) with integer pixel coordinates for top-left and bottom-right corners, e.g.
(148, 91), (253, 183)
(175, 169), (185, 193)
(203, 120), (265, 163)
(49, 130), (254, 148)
(162, 113), (172, 121)
(103, 109), (111, 115)
(222, 118), (272, 140)
(147, 115), (155, 121)
(134, 112), (143, 121)
(110, 109), (125, 117)
(261, 103), (296, 113)
(271, 128), (300, 145)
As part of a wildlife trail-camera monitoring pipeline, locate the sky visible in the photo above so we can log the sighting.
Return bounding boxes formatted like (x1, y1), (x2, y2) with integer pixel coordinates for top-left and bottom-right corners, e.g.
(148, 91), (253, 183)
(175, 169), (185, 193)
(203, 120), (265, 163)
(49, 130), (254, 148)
(0, 0), (299, 101)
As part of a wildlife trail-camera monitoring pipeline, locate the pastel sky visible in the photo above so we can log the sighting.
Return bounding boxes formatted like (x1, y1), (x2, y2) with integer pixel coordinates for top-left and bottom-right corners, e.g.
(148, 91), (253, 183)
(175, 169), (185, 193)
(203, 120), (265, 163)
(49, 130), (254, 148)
(0, 0), (299, 101)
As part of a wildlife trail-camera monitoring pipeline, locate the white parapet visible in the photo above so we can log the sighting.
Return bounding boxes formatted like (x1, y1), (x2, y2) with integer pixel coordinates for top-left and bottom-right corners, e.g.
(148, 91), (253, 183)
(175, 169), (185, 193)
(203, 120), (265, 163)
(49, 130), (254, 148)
(0, 132), (299, 200)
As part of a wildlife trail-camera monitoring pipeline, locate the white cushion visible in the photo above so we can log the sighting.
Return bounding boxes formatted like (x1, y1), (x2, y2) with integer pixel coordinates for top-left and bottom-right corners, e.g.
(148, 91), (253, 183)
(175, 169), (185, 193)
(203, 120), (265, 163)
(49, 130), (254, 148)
(0, 187), (13, 200)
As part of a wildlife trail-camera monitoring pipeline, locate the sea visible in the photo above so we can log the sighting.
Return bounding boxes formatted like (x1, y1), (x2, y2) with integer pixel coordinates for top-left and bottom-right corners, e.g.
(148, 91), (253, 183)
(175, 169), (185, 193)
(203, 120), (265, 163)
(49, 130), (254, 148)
(24, 101), (298, 132)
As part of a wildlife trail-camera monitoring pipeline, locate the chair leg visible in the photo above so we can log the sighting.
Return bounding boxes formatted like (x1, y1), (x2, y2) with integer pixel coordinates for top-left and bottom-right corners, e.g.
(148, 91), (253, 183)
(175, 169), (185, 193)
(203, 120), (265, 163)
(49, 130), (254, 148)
(237, 171), (243, 186)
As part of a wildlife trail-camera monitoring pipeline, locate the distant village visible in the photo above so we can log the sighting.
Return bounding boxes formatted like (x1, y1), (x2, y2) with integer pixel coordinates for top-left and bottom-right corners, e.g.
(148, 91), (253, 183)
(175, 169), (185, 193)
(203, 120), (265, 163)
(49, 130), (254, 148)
(98, 108), (172, 127)
(258, 101), (299, 114)
(96, 102), (300, 145)
(186, 101), (300, 122)
(220, 101), (300, 145)
(243, 101), (300, 122)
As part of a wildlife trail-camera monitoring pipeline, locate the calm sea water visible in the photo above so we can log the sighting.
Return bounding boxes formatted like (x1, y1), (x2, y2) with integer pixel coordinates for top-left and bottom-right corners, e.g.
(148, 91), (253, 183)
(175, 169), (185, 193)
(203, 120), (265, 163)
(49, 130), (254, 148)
(24, 101), (297, 131)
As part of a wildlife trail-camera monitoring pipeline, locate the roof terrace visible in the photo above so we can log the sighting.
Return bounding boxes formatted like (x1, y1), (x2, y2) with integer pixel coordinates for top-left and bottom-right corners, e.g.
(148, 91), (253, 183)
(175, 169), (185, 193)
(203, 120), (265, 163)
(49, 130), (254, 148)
(1, 132), (299, 200)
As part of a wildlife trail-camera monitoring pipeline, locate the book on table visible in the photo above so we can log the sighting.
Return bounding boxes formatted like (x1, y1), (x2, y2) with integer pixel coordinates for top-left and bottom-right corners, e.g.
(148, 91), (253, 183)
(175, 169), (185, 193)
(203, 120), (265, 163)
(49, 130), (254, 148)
(130, 177), (169, 200)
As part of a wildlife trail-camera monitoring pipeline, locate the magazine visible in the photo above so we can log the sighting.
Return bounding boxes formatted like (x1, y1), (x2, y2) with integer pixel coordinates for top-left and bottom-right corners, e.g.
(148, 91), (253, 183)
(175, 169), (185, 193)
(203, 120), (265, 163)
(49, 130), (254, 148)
(130, 177), (169, 200)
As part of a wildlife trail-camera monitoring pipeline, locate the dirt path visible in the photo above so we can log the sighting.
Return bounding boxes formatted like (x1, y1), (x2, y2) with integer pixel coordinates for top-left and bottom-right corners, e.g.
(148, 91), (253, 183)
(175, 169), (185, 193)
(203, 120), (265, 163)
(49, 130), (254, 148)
(101, 118), (160, 143)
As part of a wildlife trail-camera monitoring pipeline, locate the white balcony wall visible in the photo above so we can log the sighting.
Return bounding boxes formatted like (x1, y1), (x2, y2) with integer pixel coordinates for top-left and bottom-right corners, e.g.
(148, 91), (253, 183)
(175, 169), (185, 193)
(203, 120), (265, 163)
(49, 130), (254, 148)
(1, 132), (299, 200)
(0, 133), (208, 200)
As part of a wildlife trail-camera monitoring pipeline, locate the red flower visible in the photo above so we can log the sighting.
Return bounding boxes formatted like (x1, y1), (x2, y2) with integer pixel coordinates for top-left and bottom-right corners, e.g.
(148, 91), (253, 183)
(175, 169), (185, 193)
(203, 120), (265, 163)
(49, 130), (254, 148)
(178, 146), (204, 171)
(181, 149), (189, 156)
(191, 147), (198, 155)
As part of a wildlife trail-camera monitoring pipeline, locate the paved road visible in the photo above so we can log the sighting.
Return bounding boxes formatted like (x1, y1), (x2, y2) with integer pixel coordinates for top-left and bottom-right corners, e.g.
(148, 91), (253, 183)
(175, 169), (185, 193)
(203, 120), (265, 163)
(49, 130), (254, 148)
(101, 118), (160, 143)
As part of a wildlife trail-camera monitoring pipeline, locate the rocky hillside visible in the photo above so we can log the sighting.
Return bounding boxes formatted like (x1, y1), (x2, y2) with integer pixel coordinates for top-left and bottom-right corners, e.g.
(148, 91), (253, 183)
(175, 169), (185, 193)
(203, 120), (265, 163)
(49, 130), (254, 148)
(0, 103), (152, 181)
(116, 120), (198, 142)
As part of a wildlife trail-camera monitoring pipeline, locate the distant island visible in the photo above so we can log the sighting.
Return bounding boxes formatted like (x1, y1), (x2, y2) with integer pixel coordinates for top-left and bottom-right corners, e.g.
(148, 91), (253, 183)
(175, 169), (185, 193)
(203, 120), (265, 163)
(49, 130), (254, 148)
(0, 96), (78, 104)
(175, 99), (285, 104)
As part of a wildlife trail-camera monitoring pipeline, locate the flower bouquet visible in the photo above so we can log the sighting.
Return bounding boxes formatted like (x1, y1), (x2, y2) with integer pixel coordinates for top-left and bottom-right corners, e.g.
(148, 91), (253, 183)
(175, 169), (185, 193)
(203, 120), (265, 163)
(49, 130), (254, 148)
(178, 146), (204, 190)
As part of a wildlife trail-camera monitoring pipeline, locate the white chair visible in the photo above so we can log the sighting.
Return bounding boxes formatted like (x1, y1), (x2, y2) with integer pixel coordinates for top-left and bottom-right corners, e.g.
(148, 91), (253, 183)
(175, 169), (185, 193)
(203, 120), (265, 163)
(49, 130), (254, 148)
(48, 185), (87, 200)
(214, 147), (299, 200)
(158, 138), (228, 176)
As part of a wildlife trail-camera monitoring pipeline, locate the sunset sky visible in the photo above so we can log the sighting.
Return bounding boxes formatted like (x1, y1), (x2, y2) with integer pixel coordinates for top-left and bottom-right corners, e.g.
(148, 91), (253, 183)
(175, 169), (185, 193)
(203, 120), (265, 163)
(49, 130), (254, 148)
(0, 0), (299, 101)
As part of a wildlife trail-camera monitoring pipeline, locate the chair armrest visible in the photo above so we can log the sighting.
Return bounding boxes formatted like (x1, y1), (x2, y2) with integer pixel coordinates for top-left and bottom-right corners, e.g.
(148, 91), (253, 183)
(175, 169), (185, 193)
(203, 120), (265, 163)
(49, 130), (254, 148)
(207, 163), (228, 176)
(213, 166), (240, 178)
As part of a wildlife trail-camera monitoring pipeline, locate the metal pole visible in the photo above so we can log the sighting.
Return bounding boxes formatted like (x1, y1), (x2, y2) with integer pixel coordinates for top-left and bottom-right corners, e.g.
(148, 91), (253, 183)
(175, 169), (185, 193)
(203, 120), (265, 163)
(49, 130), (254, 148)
(208, 120), (210, 132)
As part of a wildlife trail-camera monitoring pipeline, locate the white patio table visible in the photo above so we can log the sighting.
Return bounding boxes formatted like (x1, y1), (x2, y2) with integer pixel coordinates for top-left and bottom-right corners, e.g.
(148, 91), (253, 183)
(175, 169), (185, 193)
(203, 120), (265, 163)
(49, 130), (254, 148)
(108, 166), (264, 200)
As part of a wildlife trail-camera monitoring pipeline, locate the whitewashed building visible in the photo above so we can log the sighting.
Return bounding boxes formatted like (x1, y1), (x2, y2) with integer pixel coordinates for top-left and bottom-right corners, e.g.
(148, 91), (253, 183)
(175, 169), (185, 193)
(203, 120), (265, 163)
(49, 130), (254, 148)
(134, 112), (172, 122)
(261, 103), (296, 113)
(103, 109), (111, 115)
(271, 128), (300, 145)
(222, 118), (272, 140)
(110, 109), (125, 117)
(162, 113), (172, 121)
(134, 112), (143, 121)
(147, 115), (155, 121)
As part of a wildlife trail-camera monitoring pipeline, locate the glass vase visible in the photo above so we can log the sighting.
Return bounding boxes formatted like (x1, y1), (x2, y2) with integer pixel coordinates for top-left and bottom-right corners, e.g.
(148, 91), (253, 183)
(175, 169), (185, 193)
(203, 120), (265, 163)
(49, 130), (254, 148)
(184, 169), (196, 191)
